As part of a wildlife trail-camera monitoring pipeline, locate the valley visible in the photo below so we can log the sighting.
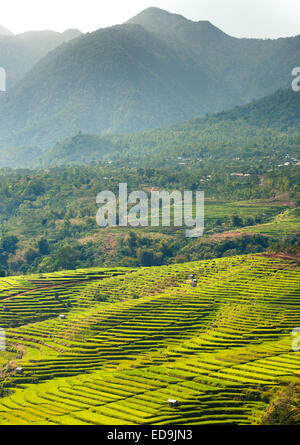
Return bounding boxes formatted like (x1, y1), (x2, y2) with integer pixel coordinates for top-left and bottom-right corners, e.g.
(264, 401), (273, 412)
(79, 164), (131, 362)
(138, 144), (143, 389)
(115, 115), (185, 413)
(0, 5), (299, 427)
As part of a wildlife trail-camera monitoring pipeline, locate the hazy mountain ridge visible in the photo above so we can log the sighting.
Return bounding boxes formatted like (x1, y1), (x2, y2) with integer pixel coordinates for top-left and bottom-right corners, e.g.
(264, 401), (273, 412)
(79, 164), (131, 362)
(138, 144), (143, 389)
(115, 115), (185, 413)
(0, 7), (299, 148)
(44, 88), (300, 165)
(0, 28), (81, 88)
(127, 7), (230, 45)
(1, 87), (298, 168)
(0, 23), (216, 146)
(0, 24), (13, 36)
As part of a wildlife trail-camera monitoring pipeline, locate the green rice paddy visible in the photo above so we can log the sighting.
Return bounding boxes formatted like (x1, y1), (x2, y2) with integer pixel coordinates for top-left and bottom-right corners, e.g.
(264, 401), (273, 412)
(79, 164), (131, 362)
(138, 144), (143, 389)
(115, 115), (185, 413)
(0, 255), (299, 425)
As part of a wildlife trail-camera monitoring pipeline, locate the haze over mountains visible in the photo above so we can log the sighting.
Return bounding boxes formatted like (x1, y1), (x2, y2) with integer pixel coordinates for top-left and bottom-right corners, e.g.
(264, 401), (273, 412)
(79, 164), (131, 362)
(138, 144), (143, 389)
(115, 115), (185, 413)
(43, 87), (300, 165)
(0, 28), (81, 88)
(0, 25), (13, 36)
(0, 7), (299, 149)
(1, 87), (299, 168)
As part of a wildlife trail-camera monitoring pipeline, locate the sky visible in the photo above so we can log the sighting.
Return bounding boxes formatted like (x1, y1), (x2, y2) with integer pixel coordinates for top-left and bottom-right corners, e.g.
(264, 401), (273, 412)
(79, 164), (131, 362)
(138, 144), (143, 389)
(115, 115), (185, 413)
(1, 0), (300, 38)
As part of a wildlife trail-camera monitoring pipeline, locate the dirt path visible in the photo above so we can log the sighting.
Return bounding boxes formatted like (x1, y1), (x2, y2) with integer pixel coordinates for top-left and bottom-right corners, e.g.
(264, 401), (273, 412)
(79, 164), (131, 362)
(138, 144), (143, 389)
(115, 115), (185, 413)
(208, 231), (253, 242)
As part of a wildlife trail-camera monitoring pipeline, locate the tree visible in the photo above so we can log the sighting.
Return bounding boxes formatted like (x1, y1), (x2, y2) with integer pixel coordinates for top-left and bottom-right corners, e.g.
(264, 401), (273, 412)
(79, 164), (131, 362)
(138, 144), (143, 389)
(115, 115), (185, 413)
(126, 232), (138, 254)
(25, 248), (39, 263)
(37, 238), (50, 255)
(53, 246), (82, 270)
(137, 249), (154, 267)
(137, 248), (162, 267)
(1, 235), (18, 253)
(38, 256), (56, 273)
(230, 215), (244, 227)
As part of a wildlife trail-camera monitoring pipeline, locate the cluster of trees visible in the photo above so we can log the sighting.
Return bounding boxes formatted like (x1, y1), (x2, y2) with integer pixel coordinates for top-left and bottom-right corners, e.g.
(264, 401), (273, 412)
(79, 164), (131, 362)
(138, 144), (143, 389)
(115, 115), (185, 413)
(179, 234), (271, 262)
(262, 166), (300, 204)
(0, 235), (19, 275)
(269, 235), (300, 257)
(0, 162), (298, 275)
(38, 112), (300, 170)
(118, 232), (183, 267)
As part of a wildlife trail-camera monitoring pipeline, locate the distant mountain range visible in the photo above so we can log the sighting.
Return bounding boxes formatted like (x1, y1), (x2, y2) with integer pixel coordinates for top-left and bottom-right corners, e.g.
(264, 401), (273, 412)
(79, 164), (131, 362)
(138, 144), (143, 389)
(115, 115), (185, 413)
(0, 25), (13, 36)
(0, 28), (81, 88)
(1, 87), (299, 168)
(0, 7), (299, 149)
(43, 88), (300, 165)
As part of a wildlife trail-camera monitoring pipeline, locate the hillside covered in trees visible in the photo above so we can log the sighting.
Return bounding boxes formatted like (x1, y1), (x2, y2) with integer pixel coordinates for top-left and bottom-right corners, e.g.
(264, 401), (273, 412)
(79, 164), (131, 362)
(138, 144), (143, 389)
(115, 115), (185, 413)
(0, 160), (298, 275)
(0, 29), (81, 89)
(0, 7), (299, 147)
(0, 87), (299, 169)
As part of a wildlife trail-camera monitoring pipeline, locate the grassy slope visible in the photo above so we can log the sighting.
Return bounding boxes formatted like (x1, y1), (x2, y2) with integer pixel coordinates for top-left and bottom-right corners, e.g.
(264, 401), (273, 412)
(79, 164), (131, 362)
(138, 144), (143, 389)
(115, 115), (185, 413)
(201, 205), (300, 245)
(0, 254), (299, 425)
(240, 207), (300, 237)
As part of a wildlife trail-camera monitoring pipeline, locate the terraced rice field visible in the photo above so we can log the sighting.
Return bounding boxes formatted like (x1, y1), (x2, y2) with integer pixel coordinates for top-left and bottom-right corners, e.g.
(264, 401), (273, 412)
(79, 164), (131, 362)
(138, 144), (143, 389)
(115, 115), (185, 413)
(134, 199), (285, 236)
(0, 267), (133, 328)
(241, 207), (300, 237)
(0, 255), (299, 425)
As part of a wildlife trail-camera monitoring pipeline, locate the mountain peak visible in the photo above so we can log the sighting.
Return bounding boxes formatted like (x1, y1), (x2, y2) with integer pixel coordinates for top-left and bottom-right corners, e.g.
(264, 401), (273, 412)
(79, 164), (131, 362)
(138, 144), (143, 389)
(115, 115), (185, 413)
(62, 29), (82, 39)
(127, 7), (224, 38)
(127, 7), (189, 26)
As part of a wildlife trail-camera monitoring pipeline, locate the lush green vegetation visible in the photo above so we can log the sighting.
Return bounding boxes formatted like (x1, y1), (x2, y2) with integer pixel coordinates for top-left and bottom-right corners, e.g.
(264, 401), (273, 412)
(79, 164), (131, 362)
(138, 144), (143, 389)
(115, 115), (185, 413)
(0, 161), (298, 275)
(0, 6), (299, 427)
(0, 78), (298, 277)
(0, 255), (299, 425)
(1, 88), (300, 169)
(0, 7), (299, 148)
(0, 29), (81, 90)
(0, 267), (133, 329)
(48, 88), (300, 169)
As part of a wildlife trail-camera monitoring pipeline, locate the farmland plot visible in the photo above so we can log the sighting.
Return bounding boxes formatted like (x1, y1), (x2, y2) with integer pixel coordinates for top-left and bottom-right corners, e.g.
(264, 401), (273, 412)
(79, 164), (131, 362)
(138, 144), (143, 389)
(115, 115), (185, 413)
(0, 255), (299, 425)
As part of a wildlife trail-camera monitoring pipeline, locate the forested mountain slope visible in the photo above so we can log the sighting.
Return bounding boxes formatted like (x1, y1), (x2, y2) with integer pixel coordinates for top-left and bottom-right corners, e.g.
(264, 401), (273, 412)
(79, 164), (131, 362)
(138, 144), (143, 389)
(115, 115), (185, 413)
(0, 7), (299, 147)
(0, 29), (81, 89)
(40, 88), (300, 168)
